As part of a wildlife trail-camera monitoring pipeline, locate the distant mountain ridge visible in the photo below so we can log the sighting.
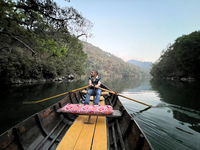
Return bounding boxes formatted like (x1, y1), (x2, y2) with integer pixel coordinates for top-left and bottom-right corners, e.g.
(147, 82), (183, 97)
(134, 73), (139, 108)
(126, 59), (152, 74)
(82, 41), (147, 77)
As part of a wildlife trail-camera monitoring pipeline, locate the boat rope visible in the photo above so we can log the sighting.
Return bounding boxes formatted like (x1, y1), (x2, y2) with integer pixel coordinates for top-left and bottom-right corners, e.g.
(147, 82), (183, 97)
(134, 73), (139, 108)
(23, 85), (89, 104)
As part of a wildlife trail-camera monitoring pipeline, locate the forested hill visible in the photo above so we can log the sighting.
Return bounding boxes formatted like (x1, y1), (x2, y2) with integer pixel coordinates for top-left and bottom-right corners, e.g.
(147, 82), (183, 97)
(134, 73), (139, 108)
(82, 42), (146, 77)
(127, 59), (152, 75)
(150, 30), (200, 80)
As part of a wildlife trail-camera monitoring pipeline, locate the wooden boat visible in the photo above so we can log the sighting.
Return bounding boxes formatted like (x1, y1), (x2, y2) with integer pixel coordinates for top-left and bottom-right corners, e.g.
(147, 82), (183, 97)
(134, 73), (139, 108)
(0, 84), (153, 150)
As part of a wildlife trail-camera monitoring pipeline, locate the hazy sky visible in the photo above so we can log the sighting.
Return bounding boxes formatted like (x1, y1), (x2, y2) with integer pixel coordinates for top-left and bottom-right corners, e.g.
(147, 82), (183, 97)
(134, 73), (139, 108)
(56, 0), (200, 62)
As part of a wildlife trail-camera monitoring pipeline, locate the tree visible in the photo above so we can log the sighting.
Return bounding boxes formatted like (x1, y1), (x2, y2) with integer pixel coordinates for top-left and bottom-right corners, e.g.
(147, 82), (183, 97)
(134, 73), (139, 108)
(150, 31), (200, 79)
(0, 0), (91, 82)
(0, 0), (92, 55)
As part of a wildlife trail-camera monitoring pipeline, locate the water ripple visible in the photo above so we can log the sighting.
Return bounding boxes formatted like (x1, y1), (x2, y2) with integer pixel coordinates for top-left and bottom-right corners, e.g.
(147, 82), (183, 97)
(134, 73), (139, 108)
(124, 103), (200, 150)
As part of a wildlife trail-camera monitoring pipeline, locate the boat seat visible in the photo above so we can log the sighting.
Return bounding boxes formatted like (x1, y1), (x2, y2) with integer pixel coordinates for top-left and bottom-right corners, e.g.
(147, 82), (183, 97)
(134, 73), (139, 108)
(81, 89), (109, 96)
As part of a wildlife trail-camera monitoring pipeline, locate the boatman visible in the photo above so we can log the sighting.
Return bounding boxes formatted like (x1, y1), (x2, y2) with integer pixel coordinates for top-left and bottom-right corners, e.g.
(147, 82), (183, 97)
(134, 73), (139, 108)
(84, 70), (102, 105)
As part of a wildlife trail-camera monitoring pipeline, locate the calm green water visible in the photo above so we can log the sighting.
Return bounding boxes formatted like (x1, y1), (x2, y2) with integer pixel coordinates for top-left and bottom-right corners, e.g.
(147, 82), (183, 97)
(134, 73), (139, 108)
(0, 77), (200, 150)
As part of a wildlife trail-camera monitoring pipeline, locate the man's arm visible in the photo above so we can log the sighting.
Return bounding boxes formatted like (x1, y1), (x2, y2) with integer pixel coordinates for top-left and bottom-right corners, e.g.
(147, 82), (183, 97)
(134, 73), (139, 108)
(89, 80), (93, 87)
(95, 80), (101, 88)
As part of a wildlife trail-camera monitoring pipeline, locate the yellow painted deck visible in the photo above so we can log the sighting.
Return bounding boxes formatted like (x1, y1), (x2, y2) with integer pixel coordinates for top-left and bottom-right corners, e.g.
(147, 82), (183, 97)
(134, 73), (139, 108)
(92, 100), (107, 150)
(56, 96), (107, 150)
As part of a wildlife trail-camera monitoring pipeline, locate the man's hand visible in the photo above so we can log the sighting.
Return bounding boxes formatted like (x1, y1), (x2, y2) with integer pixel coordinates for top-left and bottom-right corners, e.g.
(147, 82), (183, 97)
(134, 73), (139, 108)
(89, 84), (93, 87)
(94, 85), (99, 88)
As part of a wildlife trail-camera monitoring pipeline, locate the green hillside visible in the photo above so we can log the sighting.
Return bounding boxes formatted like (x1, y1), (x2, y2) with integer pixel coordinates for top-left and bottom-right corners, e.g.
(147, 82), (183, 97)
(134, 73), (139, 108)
(150, 30), (200, 80)
(82, 42), (145, 77)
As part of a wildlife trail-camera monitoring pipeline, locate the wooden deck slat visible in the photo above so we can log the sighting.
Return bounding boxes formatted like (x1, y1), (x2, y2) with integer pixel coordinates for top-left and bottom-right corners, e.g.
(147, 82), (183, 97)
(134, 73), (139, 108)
(56, 115), (88, 150)
(92, 116), (107, 150)
(92, 100), (107, 150)
(73, 116), (97, 150)
(89, 101), (94, 105)
(99, 100), (105, 105)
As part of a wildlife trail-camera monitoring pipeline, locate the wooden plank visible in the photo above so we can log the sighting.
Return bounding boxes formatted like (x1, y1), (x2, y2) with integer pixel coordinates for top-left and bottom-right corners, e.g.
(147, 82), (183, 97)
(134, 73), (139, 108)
(92, 100), (107, 150)
(99, 100), (105, 105)
(92, 116), (107, 150)
(56, 115), (88, 150)
(73, 116), (97, 150)
(106, 110), (122, 118)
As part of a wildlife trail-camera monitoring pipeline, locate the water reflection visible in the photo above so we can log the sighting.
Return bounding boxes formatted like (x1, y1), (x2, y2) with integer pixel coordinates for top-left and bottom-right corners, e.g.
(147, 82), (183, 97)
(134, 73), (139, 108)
(102, 76), (145, 92)
(170, 107), (200, 133)
(150, 79), (200, 111)
(150, 79), (200, 134)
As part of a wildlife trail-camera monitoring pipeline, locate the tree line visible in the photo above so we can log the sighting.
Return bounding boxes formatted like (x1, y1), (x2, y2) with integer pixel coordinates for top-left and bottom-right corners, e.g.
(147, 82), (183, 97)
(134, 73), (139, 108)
(150, 31), (200, 80)
(0, 0), (92, 83)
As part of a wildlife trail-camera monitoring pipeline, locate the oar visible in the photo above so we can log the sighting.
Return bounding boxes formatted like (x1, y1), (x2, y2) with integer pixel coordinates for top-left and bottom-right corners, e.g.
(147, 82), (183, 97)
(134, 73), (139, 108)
(23, 85), (89, 104)
(99, 87), (152, 107)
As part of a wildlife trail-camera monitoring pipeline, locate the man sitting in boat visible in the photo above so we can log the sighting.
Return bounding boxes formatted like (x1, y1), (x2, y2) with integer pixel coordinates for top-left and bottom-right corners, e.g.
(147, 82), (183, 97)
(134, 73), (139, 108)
(84, 70), (102, 105)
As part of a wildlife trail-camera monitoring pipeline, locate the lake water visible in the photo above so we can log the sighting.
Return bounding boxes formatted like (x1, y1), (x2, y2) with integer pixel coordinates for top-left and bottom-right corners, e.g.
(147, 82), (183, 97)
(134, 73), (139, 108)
(0, 77), (200, 150)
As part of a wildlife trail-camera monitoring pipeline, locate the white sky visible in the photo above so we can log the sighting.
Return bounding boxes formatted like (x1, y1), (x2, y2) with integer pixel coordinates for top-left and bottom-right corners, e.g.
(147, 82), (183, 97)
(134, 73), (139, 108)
(56, 0), (200, 62)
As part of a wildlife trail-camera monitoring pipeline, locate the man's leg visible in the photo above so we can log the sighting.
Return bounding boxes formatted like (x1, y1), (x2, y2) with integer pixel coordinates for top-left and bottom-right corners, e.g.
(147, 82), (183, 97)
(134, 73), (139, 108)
(94, 89), (102, 105)
(84, 89), (93, 105)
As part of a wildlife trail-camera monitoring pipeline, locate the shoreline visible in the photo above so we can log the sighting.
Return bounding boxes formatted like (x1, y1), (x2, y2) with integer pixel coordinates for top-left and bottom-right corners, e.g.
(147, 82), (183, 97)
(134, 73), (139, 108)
(1, 75), (75, 85)
(152, 76), (196, 82)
